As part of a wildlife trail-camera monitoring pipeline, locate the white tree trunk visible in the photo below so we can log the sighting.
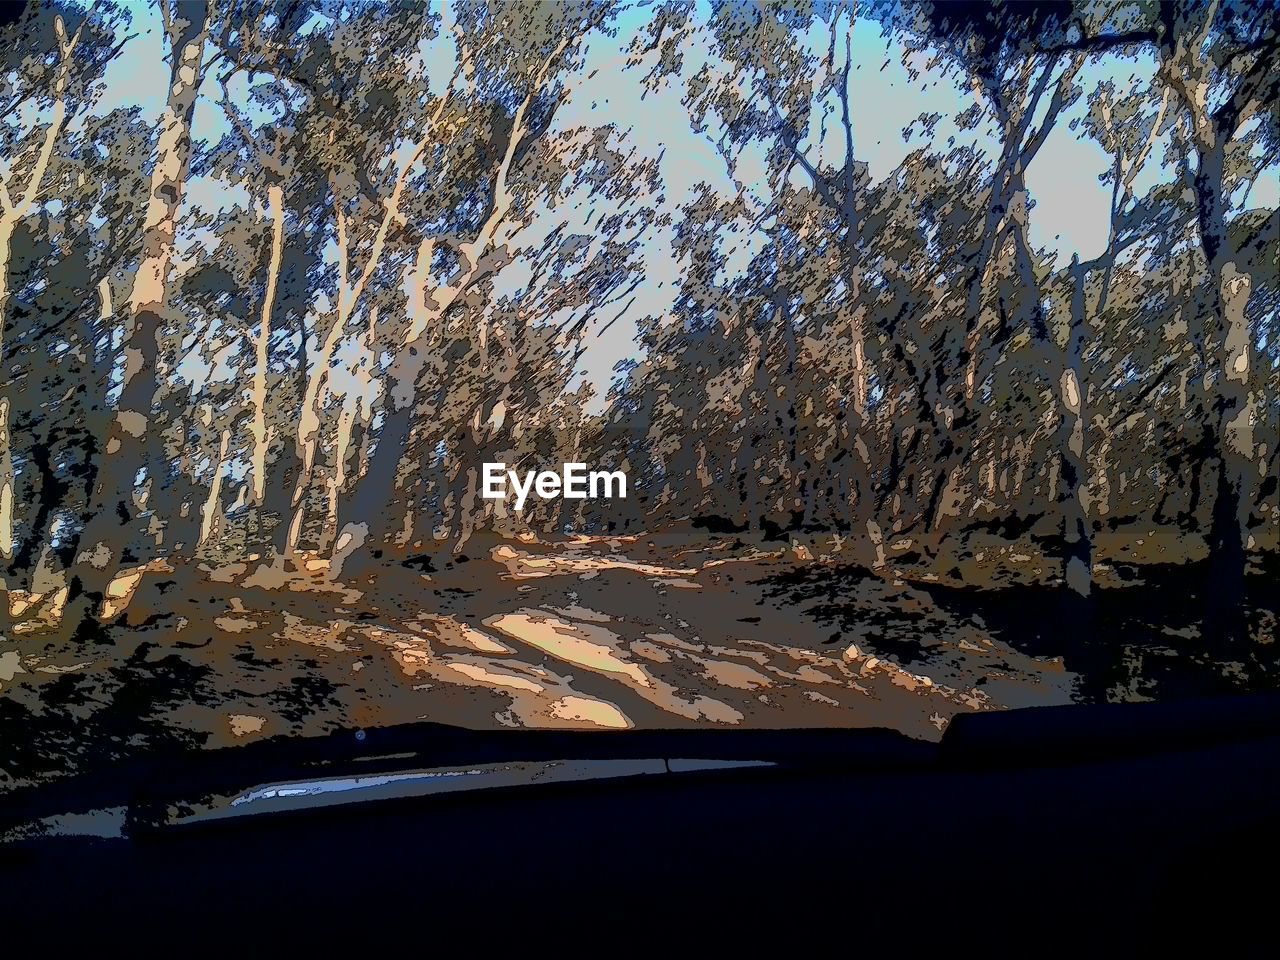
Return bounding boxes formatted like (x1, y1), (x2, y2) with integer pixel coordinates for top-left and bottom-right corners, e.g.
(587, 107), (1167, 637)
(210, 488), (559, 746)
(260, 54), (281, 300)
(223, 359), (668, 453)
(198, 427), (233, 547)
(79, 11), (207, 588)
(0, 217), (16, 564)
(248, 182), (285, 506)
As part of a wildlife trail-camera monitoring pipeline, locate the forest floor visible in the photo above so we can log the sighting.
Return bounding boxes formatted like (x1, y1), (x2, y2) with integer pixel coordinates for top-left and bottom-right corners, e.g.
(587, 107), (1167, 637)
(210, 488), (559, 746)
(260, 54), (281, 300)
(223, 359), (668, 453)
(0, 526), (1276, 790)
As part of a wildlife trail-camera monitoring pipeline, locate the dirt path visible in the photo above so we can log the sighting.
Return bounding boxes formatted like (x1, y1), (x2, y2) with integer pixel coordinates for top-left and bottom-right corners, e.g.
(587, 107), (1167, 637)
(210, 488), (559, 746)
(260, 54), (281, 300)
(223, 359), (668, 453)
(0, 536), (1082, 787)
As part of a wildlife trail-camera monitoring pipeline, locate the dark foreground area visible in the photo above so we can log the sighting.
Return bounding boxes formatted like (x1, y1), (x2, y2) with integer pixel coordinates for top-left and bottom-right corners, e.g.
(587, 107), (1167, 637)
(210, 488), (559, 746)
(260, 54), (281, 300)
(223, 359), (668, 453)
(2, 694), (1278, 953)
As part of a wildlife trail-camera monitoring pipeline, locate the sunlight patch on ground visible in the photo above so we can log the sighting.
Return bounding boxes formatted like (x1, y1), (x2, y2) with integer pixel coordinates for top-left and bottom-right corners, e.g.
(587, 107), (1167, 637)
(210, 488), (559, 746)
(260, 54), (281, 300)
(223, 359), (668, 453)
(491, 544), (698, 580)
(357, 622), (636, 730)
(215, 615), (260, 633)
(487, 611), (652, 687)
(101, 560), (172, 620)
(488, 609), (743, 724)
(412, 615), (515, 654)
(7, 590), (42, 618)
(545, 604), (614, 623)
(690, 656), (773, 691)
(227, 714), (266, 737)
(447, 661), (545, 694)
(549, 695), (632, 728)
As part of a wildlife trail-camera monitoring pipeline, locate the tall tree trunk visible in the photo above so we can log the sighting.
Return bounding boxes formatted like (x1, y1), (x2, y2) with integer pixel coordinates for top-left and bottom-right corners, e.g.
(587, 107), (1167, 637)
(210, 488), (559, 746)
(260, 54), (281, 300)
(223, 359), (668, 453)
(262, 445), (299, 558)
(0, 19), (80, 573)
(248, 182), (285, 506)
(258, 287), (310, 560)
(283, 392), (322, 556)
(8, 436), (66, 591)
(329, 383), (416, 574)
(1058, 257), (1092, 598)
(1155, 4), (1273, 646)
(328, 288), (419, 577)
(284, 141), (426, 560)
(451, 410), (484, 555)
(283, 307), (345, 557)
(77, 4), (208, 594)
(320, 402), (359, 553)
(198, 426), (232, 548)
(328, 40), (574, 575)
(1190, 138), (1258, 646)
(0, 217), (16, 568)
(1204, 256), (1256, 644)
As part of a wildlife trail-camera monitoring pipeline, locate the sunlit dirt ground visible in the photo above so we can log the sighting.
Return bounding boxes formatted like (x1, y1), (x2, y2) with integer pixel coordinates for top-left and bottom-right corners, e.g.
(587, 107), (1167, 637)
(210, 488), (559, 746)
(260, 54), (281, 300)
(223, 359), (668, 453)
(1, 530), (1275, 789)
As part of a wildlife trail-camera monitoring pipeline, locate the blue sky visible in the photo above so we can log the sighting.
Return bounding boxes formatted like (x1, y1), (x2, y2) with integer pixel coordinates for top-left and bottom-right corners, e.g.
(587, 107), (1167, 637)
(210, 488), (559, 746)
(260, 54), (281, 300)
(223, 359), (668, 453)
(85, 1), (1280, 414)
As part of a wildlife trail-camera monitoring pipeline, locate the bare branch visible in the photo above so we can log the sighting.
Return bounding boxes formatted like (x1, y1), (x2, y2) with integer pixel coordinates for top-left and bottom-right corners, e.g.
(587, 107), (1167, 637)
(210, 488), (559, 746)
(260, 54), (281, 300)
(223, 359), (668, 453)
(1212, 29), (1280, 137)
(335, 62), (461, 317)
(1022, 54), (1084, 167)
(1034, 28), (1158, 58)
(10, 17), (85, 220)
(1107, 357), (1180, 431)
(1124, 84), (1172, 195)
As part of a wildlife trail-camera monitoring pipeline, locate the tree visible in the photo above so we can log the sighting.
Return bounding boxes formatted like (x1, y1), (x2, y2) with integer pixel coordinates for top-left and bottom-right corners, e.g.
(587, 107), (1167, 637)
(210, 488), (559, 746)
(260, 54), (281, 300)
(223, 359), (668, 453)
(328, 0), (647, 574)
(0, 3), (126, 575)
(1154, 0), (1279, 643)
(76, 0), (211, 604)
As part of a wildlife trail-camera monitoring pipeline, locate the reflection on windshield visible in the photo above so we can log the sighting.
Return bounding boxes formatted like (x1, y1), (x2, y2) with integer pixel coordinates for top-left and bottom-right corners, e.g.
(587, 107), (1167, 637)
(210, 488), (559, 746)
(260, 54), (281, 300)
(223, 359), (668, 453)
(0, 1), (1277, 797)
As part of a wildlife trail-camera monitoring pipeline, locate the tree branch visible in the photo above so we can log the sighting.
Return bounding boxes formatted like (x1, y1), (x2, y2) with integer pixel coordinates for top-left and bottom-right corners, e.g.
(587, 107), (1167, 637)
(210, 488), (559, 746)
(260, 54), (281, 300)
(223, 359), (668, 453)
(1107, 357), (1180, 431)
(1022, 54), (1084, 167)
(1211, 29), (1280, 137)
(7, 16), (84, 220)
(1035, 29), (1158, 57)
